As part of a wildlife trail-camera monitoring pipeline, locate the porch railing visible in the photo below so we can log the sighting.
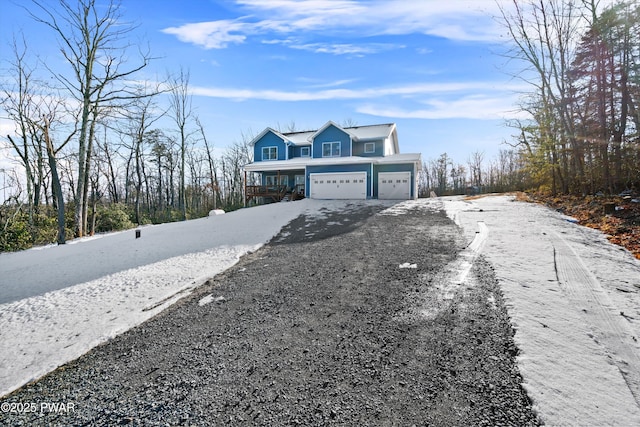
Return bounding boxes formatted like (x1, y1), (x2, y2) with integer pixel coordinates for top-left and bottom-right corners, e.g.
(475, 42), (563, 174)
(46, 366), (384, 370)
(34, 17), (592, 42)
(245, 185), (289, 203)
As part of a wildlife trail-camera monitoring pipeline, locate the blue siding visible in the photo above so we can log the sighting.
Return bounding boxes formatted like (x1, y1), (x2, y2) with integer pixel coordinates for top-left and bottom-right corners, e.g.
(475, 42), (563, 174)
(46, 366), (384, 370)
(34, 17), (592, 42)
(373, 164), (416, 198)
(253, 131), (287, 161)
(352, 139), (384, 157)
(306, 163), (372, 198)
(291, 145), (312, 158)
(312, 125), (351, 158)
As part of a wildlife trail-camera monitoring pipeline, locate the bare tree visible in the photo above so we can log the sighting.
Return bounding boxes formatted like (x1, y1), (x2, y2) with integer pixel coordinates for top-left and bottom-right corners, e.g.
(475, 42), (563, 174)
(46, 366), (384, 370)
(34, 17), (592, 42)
(1, 36), (42, 224)
(27, 0), (152, 237)
(499, 0), (640, 194)
(38, 106), (77, 244)
(196, 117), (220, 210)
(467, 151), (485, 189)
(499, 0), (584, 193)
(220, 131), (253, 210)
(341, 118), (358, 128)
(168, 68), (194, 221)
(119, 89), (163, 224)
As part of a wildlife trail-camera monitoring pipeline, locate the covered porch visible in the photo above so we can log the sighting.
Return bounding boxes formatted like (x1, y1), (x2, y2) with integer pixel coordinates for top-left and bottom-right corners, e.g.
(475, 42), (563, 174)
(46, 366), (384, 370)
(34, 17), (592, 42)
(243, 168), (306, 206)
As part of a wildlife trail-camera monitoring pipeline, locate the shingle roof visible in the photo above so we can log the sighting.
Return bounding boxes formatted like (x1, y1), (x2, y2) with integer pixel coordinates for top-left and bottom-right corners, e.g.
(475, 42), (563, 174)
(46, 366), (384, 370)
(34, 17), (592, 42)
(280, 122), (396, 146)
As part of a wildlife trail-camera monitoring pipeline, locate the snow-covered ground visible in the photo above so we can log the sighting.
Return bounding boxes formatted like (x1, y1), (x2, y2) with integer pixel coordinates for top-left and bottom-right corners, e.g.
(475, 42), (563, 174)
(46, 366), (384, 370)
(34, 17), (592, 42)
(442, 195), (640, 426)
(1, 195), (639, 425)
(0, 201), (317, 396)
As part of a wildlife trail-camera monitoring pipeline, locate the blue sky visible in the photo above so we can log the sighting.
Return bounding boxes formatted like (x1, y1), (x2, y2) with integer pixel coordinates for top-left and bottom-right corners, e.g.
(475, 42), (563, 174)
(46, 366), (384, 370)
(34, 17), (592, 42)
(0, 0), (528, 167)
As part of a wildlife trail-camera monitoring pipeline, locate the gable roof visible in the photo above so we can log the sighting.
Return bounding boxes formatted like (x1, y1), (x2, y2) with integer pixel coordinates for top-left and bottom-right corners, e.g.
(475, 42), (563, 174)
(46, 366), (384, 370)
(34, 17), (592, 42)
(280, 130), (315, 146)
(248, 127), (292, 146)
(250, 122), (399, 151)
(346, 123), (395, 140)
(308, 120), (358, 141)
(280, 122), (397, 145)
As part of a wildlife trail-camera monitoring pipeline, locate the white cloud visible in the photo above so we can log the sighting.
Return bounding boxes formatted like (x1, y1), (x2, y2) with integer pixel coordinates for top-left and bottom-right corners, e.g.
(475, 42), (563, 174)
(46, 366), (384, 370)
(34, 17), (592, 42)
(289, 42), (404, 56)
(296, 78), (359, 89)
(357, 94), (531, 121)
(161, 0), (513, 50)
(0, 118), (17, 138)
(161, 20), (247, 49)
(189, 81), (527, 102)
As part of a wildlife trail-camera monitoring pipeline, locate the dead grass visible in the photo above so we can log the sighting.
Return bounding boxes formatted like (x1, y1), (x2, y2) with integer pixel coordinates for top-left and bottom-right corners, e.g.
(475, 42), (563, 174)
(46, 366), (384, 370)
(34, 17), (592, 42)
(464, 192), (530, 202)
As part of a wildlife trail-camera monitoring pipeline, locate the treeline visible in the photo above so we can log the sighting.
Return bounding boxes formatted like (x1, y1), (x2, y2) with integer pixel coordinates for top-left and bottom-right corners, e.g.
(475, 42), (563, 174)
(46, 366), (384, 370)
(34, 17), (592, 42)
(500, 0), (640, 194)
(2, 0), (638, 252)
(0, 0), (257, 251)
(418, 150), (528, 197)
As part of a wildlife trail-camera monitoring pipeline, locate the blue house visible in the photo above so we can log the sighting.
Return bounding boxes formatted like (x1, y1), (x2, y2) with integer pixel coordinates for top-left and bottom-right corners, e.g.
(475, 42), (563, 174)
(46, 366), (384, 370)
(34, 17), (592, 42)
(243, 121), (422, 204)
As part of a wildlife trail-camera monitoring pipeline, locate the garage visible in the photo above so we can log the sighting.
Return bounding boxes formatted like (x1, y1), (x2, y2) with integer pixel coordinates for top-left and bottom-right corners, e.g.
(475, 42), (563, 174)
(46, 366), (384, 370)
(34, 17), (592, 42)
(309, 172), (367, 200)
(378, 171), (412, 200)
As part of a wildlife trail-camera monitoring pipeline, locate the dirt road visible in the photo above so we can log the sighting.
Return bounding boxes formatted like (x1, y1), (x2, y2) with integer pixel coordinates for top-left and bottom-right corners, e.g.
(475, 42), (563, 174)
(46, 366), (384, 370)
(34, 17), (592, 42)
(0, 201), (538, 426)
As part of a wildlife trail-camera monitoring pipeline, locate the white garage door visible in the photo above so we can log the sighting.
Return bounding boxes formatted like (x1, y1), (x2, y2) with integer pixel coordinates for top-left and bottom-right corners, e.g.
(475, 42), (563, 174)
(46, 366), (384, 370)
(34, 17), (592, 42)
(378, 172), (412, 200)
(310, 172), (367, 200)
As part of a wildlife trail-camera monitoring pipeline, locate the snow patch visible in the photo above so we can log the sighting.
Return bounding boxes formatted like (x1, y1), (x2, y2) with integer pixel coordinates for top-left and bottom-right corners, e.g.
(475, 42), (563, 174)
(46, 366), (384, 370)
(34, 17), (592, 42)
(199, 294), (226, 306)
(399, 262), (417, 269)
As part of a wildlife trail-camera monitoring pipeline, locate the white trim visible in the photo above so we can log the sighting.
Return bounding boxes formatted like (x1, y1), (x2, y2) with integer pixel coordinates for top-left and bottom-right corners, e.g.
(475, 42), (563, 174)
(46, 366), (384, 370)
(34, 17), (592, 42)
(370, 163), (374, 198)
(364, 142), (375, 153)
(249, 127), (291, 147)
(308, 120), (358, 142)
(243, 153), (422, 172)
(262, 146), (278, 161)
(322, 141), (341, 158)
(412, 163), (418, 200)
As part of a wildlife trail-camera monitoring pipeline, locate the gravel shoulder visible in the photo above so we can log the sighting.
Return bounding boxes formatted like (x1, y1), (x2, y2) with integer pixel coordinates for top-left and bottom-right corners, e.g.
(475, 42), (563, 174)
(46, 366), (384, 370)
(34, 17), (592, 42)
(1, 201), (539, 426)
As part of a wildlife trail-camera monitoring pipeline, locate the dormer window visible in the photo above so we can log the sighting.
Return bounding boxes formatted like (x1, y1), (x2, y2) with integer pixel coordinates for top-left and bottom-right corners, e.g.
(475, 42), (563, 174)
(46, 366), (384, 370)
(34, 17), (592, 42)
(322, 141), (341, 157)
(300, 147), (310, 157)
(364, 142), (375, 153)
(262, 146), (277, 161)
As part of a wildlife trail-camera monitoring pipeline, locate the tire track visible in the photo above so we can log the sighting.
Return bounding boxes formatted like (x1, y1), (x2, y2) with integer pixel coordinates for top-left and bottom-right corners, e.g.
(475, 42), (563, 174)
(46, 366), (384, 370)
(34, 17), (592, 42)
(414, 221), (488, 320)
(551, 231), (640, 405)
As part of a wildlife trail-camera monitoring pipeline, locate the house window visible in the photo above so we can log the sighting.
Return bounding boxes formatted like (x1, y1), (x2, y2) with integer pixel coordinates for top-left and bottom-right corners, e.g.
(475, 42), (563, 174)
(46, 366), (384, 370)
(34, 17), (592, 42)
(364, 142), (375, 153)
(262, 146), (277, 161)
(322, 141), (341, 157)
(300, 147), (310, 157)
(265, 175), (288, 186)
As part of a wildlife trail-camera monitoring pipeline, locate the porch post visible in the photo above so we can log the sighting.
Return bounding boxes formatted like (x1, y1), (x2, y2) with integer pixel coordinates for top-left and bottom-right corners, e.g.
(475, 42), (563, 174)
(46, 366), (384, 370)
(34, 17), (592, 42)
(244, 170), (247, 207)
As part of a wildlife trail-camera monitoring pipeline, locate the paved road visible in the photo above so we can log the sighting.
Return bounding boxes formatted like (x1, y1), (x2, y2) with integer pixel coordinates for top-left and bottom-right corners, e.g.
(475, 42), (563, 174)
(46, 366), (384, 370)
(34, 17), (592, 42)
(0, 202), (303, 304)
(0, 201), (538, 426)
